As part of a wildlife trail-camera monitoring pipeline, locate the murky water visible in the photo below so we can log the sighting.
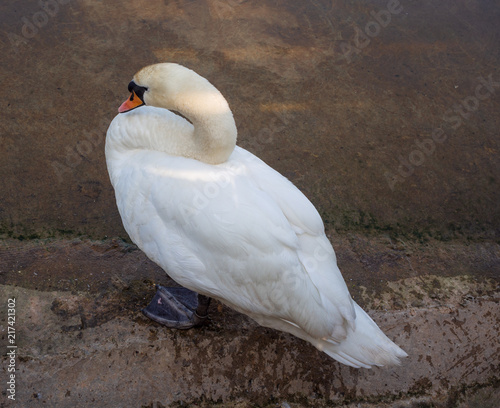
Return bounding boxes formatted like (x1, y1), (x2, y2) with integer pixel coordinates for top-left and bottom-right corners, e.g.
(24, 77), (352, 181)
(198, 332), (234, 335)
(0, 0), (498, 241)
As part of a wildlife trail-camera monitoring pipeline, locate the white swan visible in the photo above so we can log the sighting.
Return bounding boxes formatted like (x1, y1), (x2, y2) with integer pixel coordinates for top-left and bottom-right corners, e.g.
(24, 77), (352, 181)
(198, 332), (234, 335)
(105, 63), (407, 368)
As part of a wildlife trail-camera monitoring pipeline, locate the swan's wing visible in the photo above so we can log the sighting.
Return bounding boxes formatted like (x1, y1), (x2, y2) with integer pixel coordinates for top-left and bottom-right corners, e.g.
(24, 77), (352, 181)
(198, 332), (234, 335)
(232, 147), (356, 328)
(231, 147), (325, 236)
(109, 140), (354, 340)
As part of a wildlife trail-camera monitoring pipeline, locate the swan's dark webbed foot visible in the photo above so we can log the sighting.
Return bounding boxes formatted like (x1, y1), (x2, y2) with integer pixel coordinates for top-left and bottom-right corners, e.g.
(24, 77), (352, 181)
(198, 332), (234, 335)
(142, 285), (211, 329)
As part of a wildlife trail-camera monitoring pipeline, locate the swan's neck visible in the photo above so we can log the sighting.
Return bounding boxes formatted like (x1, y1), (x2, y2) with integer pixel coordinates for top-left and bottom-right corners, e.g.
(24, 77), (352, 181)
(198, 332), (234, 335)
(176, 93), (237, 164)
(136, 70), (238, 164)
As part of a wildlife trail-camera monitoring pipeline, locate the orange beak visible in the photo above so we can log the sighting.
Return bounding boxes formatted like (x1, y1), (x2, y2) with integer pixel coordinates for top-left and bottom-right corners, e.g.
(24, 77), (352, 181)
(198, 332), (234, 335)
(118, 90), (145, 113)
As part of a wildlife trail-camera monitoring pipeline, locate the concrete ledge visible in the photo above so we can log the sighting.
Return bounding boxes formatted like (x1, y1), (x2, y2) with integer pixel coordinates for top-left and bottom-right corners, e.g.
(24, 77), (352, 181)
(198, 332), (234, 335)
(0, 238), (499, 407)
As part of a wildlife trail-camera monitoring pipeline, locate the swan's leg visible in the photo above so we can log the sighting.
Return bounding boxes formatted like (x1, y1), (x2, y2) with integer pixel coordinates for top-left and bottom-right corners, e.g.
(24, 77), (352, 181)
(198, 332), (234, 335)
(142, 285), (211, 329)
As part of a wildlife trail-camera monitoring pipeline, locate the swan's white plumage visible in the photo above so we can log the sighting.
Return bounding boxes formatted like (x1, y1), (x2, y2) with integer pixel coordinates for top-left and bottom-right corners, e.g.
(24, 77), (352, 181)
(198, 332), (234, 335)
(106, 64), (407, 368)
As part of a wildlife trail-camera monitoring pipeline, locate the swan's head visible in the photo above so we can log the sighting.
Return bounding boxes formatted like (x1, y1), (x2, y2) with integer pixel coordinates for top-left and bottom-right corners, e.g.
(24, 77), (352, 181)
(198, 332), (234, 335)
(118, 63), (222, 115)
(116, 63), (237, 164)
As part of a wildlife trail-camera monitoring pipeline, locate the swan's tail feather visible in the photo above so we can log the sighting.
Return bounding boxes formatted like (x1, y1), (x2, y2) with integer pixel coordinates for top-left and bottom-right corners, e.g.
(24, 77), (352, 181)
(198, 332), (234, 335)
(253, 302), (407, 369)
(319, 302), (407, 368)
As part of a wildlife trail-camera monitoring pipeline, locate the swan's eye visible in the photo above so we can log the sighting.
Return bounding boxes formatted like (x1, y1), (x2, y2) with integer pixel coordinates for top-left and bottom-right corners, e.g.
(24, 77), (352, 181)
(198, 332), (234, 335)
(128, 81), (148, 102)
(134, 85), (148, 102)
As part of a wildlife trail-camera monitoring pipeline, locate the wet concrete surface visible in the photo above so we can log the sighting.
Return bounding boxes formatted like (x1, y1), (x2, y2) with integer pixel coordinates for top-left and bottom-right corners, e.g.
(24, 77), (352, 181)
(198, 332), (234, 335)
(0, 236), (499, 407)
(0, 0), (499, 406)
